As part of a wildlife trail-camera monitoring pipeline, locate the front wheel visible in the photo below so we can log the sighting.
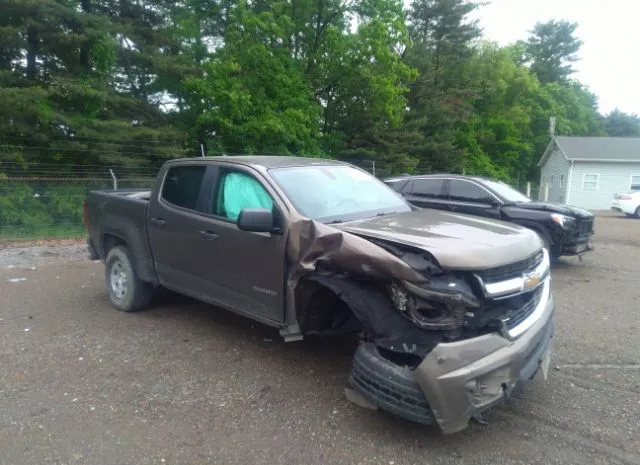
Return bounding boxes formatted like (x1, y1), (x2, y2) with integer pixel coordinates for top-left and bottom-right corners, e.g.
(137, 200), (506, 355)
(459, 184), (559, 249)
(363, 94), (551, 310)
(105, 245), (153, 312)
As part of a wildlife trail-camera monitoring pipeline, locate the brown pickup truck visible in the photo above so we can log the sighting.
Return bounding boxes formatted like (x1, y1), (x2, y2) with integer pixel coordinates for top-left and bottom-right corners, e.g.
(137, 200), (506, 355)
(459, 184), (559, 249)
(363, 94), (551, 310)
(84, 156), (555, 435)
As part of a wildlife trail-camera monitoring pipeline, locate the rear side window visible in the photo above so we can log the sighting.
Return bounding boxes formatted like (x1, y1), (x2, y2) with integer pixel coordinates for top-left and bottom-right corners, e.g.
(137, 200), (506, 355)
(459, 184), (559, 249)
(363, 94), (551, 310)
(449, 179), (493, 203)
(161, 165), (207, 210)
(410, 178), (444, 198)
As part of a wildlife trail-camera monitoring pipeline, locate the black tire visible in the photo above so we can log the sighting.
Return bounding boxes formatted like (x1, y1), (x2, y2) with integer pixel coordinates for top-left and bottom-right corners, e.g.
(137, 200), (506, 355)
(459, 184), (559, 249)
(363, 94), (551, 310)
(635, 206), (640, 219)
(105, 245), (153, 312)
(349, 343), (436, 426)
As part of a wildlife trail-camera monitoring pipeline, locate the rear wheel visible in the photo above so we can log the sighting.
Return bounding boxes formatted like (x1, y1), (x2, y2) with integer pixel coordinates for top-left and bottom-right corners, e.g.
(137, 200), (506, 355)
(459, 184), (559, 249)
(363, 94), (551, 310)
(105, 245), (153, 312)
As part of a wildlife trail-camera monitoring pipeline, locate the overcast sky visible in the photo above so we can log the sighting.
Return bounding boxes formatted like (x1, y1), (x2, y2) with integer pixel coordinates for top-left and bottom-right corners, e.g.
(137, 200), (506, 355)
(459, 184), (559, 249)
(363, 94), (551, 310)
(472, 0), (636, 116)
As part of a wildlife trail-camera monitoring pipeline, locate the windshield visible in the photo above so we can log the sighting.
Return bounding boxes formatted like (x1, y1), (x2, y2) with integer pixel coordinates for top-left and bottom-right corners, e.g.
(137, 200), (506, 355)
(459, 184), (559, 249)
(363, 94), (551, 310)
(268, 164), (411, 222)
(483, 179), (531, 203)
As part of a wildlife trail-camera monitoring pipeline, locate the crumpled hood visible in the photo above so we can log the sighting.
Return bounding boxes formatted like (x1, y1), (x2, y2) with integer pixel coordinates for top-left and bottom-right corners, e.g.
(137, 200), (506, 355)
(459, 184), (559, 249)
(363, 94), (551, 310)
(515, 201), (594, 218)
(335, 209), (542, 270)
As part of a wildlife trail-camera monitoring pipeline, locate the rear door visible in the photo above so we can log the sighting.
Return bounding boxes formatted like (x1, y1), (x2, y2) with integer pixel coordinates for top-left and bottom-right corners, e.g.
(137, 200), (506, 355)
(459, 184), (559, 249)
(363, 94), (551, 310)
(146, 163), (226, 299)
(446, 179), (501, 218)
(401, 177), (449, 210)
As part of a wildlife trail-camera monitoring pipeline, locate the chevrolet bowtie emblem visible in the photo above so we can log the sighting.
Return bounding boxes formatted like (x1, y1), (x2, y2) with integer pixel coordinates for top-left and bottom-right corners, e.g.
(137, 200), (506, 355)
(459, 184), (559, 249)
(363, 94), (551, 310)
(523, 272), (541, 290)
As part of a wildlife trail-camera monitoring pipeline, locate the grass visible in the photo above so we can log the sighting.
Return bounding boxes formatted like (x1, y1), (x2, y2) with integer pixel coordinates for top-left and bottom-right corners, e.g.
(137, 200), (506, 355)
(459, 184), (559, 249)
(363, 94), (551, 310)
(0, 224), (86, 243)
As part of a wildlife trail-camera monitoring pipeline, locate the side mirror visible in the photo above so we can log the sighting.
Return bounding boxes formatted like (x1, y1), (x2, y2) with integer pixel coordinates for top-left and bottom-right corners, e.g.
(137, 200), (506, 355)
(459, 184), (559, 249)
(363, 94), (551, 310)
(237, 208), (276, 233)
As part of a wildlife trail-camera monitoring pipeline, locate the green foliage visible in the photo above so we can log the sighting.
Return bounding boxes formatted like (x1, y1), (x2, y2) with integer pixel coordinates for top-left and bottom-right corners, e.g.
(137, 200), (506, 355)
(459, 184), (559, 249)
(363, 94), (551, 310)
(602, 109), (640, 137)
(0, 0), (634, 196)
(519, 19), (583, 85)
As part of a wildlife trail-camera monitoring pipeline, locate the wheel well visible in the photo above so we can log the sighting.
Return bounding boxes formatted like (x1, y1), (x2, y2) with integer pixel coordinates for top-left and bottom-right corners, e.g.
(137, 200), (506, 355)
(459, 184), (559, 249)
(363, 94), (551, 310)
(519, 223), (552, 246)
(295, 279), (362, 336)
(103, 234), (127, 256)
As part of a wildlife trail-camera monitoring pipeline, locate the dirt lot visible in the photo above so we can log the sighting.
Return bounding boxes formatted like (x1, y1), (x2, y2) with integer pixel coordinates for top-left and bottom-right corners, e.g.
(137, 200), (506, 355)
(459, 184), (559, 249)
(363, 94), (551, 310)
(1, 213), (639, 465)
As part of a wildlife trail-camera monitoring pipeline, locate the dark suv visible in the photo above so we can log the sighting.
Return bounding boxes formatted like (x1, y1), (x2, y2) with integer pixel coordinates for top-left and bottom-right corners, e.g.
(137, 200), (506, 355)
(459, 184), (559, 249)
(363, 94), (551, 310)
(384, 174), (595, 260)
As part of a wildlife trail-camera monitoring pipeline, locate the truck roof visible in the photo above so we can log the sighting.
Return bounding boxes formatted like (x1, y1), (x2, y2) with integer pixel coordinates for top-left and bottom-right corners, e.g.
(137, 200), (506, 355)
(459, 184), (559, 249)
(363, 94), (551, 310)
(170, 155), (349, 169)
(384, 173), (491, 183)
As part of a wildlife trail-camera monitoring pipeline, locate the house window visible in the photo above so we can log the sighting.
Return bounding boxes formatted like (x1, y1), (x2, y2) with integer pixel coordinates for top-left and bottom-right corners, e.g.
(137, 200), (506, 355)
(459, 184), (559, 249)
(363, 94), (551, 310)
(582, 174), (599, 190)
(560, 174), (564, 188)
(630, 175), (640, 191)
(542, 175), (547, 186)
(550, 175), (555, 186)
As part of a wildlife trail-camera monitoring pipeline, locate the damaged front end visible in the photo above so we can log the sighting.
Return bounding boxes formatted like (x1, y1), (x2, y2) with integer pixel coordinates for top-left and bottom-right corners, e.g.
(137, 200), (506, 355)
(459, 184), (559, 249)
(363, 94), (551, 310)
(346, 246), (555, 435)
(279, 215), (554, 435)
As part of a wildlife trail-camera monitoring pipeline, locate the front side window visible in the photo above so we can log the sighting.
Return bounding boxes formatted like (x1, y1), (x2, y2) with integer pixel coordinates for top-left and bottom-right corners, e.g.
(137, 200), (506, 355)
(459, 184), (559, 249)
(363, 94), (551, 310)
(482, 179), (531, 203)
(449, 179), (494, 203)
(213, 170), (274, 222)
(269, 164), (410, 223)
(630, 175), (640, 191)
(583, 174), (599, 190)
(161, 165), (207, 210)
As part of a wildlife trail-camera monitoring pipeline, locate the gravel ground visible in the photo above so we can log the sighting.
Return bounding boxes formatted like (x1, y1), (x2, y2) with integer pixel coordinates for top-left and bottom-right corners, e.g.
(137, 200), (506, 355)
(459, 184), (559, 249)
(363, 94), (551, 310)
(0, 213), (639, 465)
(0, 239), (87, 270)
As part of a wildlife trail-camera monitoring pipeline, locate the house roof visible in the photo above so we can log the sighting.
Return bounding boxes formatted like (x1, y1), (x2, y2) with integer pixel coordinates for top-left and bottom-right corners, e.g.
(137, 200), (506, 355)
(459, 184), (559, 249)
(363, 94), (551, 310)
(538, 136), (640, 166)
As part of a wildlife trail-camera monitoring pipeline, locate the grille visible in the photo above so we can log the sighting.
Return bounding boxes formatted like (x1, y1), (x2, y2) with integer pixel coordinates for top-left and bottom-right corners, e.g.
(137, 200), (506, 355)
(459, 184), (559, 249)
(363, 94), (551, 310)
(475, 251), (544, 284)
(573, 217), (594, 238)
(469, 286), (542, 331)
(501, 286), (543, 330)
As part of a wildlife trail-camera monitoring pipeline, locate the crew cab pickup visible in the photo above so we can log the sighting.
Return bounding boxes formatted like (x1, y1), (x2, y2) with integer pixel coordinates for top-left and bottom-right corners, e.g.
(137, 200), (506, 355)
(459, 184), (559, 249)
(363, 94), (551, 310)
(84, 156), (555, 435)
(384, 174), (595, 260)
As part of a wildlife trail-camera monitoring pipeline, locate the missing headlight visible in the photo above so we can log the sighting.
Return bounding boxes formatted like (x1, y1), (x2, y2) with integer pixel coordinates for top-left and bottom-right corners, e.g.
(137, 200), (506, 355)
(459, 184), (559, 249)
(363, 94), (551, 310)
(389, 275), (479, 332)
(407, 295), (466, 330)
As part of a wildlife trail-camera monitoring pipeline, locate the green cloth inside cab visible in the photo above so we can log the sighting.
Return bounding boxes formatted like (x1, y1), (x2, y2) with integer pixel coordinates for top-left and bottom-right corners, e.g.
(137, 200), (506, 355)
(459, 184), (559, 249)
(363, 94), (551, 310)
(217, 171), (274, 221)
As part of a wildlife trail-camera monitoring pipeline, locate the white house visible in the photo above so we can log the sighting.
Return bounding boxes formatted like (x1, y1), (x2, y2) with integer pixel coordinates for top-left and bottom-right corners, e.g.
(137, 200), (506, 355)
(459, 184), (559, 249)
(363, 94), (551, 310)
(537, 136), (640, 210)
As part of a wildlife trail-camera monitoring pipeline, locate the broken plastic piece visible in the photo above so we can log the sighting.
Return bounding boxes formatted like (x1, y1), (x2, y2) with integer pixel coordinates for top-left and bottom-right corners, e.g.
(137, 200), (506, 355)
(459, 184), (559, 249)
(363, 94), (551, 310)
(471, 412), (489, 425)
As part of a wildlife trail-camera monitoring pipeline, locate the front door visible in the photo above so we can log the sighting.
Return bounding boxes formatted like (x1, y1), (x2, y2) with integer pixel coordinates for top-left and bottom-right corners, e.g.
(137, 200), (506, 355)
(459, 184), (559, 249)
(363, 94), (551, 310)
(196, 166), (287, 324)
(446, 179), (501, 219)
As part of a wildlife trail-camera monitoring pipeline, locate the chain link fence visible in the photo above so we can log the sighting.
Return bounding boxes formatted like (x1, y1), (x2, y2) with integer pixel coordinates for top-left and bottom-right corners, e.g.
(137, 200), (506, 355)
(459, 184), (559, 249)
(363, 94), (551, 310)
(0, 172), (156, 241)
(0, 159), (535, 242)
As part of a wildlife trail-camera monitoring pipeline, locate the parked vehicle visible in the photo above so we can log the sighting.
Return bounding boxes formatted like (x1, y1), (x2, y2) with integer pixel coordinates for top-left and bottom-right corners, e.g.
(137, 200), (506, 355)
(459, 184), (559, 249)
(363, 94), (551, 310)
(384, 174), (595, 261)
(611, 191), (640, 217)
(84, 156), (555, 435)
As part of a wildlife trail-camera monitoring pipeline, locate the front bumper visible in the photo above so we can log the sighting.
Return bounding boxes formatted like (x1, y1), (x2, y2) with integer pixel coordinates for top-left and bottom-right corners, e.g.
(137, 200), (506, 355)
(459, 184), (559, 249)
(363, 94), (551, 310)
(562, 241), (593, 255)
(412, 278), (555, 435)
(611, 200), (638, 215)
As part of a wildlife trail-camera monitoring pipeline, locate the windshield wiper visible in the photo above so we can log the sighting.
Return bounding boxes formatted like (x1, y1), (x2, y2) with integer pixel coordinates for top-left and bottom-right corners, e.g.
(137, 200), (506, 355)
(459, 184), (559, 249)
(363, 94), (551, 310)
(326, 219), (344, 224)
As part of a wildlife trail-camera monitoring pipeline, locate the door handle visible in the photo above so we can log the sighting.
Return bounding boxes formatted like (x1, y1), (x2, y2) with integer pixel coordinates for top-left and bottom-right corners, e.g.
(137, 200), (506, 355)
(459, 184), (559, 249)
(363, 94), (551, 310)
(449, 205), (458, 211)
(199, 230), (218, 240)
(150, 217), (166, 227)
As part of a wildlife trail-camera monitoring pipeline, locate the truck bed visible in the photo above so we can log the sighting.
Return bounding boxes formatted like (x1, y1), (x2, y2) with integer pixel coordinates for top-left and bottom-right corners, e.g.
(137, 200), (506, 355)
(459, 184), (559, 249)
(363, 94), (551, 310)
(85, 188), (156, 283)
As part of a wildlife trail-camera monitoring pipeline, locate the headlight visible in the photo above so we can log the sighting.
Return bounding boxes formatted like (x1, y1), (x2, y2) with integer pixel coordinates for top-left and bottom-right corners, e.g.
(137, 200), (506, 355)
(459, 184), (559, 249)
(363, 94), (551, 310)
(550, 213), (575, 229)
(389, 275), (479, 331)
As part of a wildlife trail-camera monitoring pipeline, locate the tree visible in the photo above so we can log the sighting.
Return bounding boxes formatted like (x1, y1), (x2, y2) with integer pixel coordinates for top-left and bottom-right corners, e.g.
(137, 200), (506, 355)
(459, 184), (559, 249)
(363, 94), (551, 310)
(602, 109), (640, 137)
(184, 1), (323, 155)
(520, 19), (583, 84)
(400, 0), (484, 173)
(0, 0), (189, 169)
